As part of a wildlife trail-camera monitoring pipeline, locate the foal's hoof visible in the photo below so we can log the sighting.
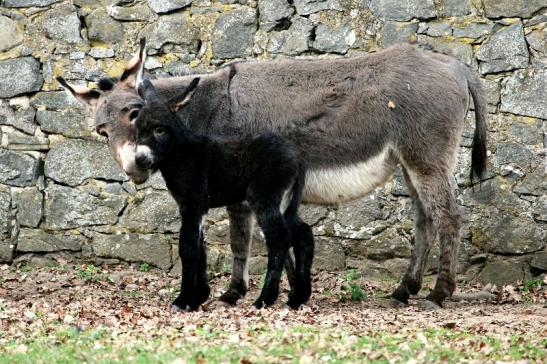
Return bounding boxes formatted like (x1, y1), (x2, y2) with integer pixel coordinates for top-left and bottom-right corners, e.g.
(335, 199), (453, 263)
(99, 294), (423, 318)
(389, 298), (408, 308)
(171, 303), (196, 313)
(421, 300), (442, 311)
(286, 299), (302, 310)
(253, 299), (265, 309)
(286, 292), (309, 310)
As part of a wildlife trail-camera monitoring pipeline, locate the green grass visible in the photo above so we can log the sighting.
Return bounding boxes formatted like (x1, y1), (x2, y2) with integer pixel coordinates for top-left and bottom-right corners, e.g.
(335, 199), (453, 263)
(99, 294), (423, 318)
(18, 263), (33, 273)
(523, 278), (543, 293)
(339, 269), (367, 302)
(1, 324), (545, 364)
(75, 264), (108, 282)
(138, 262), (151, 272)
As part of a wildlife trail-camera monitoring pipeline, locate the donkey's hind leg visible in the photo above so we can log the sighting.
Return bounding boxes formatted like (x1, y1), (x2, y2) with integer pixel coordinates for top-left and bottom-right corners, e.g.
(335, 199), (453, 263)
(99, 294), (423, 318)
(287, 217), (315, 309)
(407, 171), (461, 309)
(391, 168), (434, 306)
(219, 203), (255, 306)
(424, 181), (461, 308)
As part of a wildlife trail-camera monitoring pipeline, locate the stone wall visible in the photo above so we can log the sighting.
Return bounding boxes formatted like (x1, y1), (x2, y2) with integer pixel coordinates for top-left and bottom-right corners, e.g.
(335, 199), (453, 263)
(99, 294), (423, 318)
(0, 0), (545, 286)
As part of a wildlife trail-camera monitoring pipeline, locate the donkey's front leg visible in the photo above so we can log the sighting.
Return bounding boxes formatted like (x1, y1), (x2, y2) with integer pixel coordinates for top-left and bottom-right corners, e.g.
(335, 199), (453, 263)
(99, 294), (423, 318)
(173, 213), (210, 311)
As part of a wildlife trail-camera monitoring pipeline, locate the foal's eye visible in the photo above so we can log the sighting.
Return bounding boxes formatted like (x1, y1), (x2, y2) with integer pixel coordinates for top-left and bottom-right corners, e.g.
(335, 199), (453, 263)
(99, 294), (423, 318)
(154, 127), (166, 137)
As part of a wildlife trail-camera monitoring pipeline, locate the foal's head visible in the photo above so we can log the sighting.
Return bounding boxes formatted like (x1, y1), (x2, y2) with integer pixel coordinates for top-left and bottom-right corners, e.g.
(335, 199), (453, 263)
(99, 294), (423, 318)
(133, 78), (200, 172)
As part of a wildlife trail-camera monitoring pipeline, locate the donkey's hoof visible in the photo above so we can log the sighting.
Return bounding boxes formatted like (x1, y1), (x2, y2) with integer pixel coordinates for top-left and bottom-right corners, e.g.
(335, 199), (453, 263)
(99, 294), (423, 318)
(421, 300), (442, 311)
(218, 289), (242, 306)
(389, 298), (407, 308)
(211, 300), (233, 309)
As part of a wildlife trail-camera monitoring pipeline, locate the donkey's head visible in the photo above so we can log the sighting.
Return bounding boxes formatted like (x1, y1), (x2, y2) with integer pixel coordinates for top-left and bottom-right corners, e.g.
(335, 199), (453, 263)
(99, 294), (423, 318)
(132, 78), (200, 174)
(57, 39), (151, 183)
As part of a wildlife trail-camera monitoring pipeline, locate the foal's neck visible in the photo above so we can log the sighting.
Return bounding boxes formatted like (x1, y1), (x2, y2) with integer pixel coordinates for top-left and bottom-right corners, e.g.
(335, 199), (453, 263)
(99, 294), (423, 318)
(160, 122), (209, 173)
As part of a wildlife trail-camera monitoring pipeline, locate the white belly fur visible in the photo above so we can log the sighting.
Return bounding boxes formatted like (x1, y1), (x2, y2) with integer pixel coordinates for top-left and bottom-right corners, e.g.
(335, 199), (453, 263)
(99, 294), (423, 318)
(303, 146), (396, 205)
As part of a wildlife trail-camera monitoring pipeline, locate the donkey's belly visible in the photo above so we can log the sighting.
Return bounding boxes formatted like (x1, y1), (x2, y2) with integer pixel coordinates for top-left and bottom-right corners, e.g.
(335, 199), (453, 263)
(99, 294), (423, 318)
(303, 147), (396, 205)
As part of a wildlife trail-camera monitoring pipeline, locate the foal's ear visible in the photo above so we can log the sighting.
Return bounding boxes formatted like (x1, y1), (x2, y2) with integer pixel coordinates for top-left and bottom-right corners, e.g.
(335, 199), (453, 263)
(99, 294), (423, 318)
(120, 37), (146, 89)
(56, 77), (101, 108)
(138, 79), (160, 103)
(174, 77), (200, 111)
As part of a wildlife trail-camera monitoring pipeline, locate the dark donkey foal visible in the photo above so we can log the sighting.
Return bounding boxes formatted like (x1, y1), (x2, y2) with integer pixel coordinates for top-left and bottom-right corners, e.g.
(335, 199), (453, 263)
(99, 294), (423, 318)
(133, 79), (314, 310)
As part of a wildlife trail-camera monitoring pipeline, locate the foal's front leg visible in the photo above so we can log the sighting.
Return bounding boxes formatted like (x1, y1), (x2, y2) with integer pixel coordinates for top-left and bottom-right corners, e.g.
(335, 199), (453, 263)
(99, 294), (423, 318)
(173, 212), (210, 311)
(252, 209), (291, 308)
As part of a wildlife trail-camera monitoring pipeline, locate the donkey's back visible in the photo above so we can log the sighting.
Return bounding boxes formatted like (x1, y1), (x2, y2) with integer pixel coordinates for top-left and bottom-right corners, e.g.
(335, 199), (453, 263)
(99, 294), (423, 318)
(210, 44), (482, 204)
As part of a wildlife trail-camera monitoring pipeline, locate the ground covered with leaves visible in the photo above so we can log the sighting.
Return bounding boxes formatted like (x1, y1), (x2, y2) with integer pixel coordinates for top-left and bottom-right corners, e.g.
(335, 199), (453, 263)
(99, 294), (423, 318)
(1, 261), (546, 363)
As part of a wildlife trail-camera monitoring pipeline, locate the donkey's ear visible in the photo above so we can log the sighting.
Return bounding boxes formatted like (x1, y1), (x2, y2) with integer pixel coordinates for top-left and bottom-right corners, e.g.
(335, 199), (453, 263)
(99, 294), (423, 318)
(120, 38), (146, 89)
(56, 77), (101, 108)
(174, 77), (200, 111)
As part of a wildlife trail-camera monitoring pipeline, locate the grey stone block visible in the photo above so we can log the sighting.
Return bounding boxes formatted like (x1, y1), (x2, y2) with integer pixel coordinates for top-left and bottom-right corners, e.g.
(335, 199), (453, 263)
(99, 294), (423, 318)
(368, 0), (436, 21)
(121, 191), (180, 233)
(312, 21), (354, 54)
(86, 9), (124, 45)
(14, 187), (43, 228)
(45, 139), (126, 186)
(17, 229), (85, 253)
(147, 0), (192, 13)
(0, 57), (44, 98)
(267, 16), (314, 55)
(0, 149), (41, 187)
(294, 0), (342, 16)
(0, 16), (23, 52)
(379, 21), (418, 48)
(259, 0), (294, 31)
(3, 0), (60, 7)
(476, 22), (529, 74)
(93, 233), (173, 270)
(482, 0), (547, 18)
(41, 4), (83, 44)
(44, 184), (127, 230)
(212, 7), (257, 59)
(141, 12), (199, 52)
(501, 68), (547, 119)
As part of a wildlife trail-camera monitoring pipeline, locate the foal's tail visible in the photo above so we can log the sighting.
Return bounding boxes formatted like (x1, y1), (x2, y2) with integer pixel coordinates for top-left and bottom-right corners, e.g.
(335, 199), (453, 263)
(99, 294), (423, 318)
(466, 70), (488, 186)
(284, 162), (306, 221)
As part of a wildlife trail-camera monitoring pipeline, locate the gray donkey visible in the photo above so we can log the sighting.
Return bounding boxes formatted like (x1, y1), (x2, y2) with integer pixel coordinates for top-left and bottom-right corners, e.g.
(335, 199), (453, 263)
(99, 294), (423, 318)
(58, 40), (487, 310)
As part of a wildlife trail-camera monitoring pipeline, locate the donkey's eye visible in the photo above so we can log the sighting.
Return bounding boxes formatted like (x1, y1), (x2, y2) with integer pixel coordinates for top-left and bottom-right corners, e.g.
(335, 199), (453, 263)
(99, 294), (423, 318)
(96, 127), (108, 138)
(128, 109), (140, 122)
(154, 127), (166, 137)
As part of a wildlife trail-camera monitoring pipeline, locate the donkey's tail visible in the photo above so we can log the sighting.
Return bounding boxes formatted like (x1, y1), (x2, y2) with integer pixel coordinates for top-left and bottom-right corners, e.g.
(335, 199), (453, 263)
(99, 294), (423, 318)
(466, 70), (488, 186)
(284, 162), (306, 221)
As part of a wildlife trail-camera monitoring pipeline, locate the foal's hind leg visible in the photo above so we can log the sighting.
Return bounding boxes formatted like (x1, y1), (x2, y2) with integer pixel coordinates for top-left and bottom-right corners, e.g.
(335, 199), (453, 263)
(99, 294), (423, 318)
(287, 217), (315, 309)
(219, 203), (254, 306)
(391, 168), (434, 306)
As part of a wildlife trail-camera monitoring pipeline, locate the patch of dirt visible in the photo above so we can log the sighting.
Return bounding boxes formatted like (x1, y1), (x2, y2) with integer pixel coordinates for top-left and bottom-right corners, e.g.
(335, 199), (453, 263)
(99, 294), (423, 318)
(1, 263), (546, 339)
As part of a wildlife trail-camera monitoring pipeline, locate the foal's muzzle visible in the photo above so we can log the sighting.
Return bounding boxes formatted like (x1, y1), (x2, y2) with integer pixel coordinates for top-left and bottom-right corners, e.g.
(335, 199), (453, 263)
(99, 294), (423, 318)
(135, 152), (153, 170)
